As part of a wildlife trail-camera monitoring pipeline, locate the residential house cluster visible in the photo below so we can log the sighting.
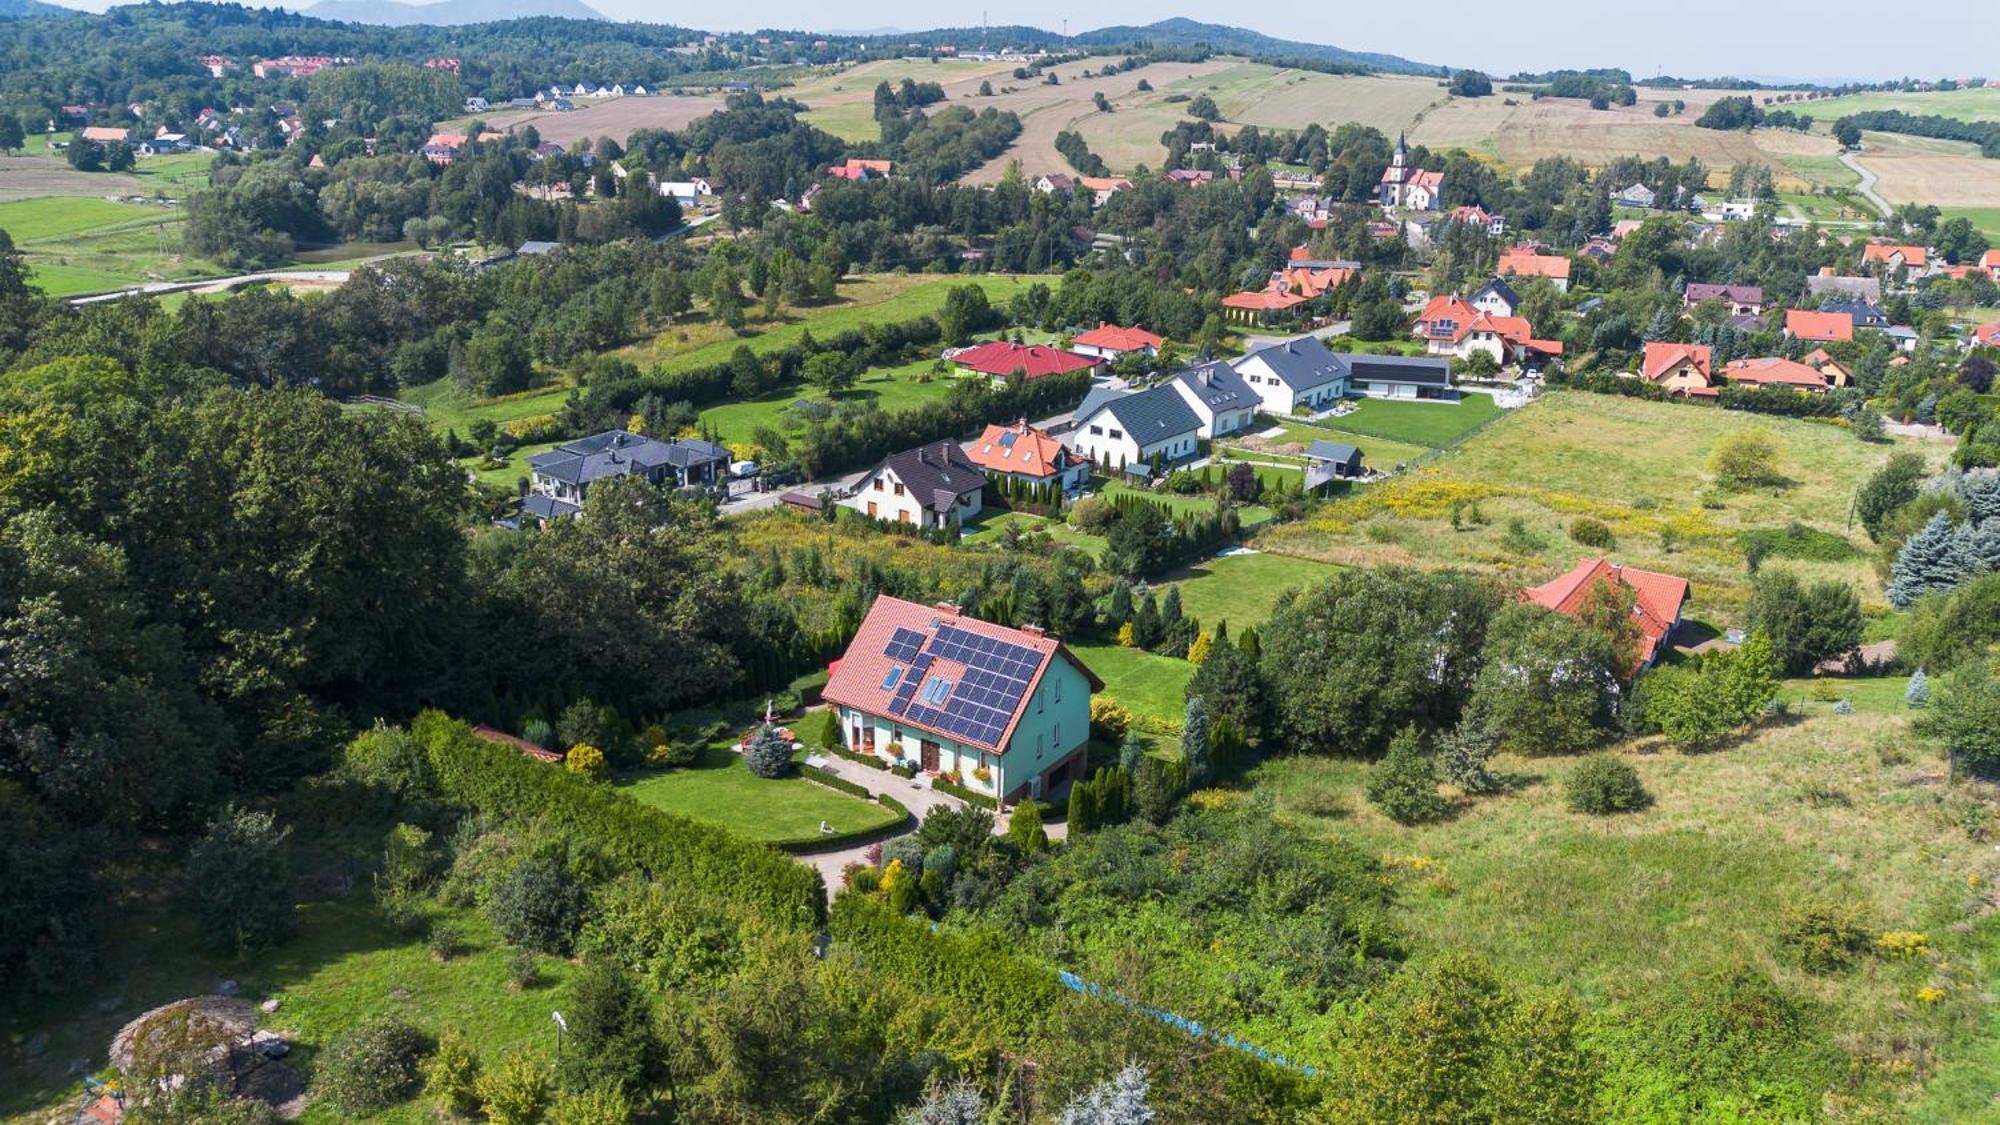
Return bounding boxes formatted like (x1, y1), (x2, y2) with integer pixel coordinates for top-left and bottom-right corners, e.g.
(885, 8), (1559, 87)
(1411, 280), (1565, 371)
(1635, 341), (1851, 398)
(829, 158), (894, 181)
(252, 56), (351, 79)
(423, 130), (506, 165)
(1032, 174), (1133, 205)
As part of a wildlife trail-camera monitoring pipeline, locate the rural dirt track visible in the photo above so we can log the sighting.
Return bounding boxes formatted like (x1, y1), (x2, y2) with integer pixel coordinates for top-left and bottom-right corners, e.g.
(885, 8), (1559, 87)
(1840, 151), (1890, 215)
(446, 93), (727, 147)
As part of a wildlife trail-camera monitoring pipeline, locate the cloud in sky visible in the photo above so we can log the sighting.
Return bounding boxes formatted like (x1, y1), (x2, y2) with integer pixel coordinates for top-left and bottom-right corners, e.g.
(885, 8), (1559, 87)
(50, 0), (1995, 82)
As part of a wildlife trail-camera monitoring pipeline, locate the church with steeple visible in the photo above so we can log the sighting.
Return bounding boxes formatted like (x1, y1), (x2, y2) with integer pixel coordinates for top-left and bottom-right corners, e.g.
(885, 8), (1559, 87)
(1378, 133), (1445, 211)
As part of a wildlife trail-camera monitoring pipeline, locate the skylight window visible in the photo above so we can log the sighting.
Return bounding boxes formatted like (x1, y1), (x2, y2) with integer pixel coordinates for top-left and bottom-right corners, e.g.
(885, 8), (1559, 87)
(882, 667), (903, 690)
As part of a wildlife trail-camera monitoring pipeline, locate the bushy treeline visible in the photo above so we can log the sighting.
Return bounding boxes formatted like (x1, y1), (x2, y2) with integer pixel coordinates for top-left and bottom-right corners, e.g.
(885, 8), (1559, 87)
(1837, 109), (2000, 158)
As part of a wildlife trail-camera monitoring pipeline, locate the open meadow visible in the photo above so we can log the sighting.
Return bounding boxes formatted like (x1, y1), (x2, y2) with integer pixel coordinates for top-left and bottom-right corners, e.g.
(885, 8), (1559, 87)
(1249, 706), (2000, 1116)
(1255, 390), (1946, 619)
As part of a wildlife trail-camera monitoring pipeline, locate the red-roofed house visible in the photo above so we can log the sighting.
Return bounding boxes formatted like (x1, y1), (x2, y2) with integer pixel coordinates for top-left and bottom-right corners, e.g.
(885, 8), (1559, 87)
(1521, 558), (1690, 672)
(1220, 289), (1308, 324)
(1496, 251), (1572, 293)
(1273, 265), (1358, 298)
(1640, 342), (1715, 396)
(966, 419), (1091, 491)
(1449, 204), (1505, 235)
(1723, 356), (1849, 391)
(1800, 348), (1852, 384)
(79, 126), (132, 144)
(1982, 250), (2000, 273)
(1411, 294), (1563, 367)
(1784, 309), (1854, 343)
(1683, 283), (1765, 317)
(1862, 242), (1928, 273)
(823, 596), (1102, 803)
(1971, 322), (2000, 348)
(829, 158), (894, 181)
(1069, 323), (1163, 361)
(1078, 175), (1133, 205)
(949, 340), (1103, 381)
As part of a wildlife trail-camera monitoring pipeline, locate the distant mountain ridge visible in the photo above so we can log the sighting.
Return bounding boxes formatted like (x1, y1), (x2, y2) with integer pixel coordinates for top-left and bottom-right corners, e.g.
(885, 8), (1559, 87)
(303, 0), (604, 27)
(1074, 18), (1437, 75)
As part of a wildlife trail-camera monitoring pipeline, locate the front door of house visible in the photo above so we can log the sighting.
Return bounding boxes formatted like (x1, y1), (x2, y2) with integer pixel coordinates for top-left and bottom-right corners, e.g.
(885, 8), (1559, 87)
(920, 740), (940, 773)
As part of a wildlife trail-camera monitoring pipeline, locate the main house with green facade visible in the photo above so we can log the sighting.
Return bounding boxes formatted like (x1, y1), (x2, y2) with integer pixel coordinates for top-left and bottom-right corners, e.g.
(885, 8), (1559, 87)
(822, 596), (1101, 805)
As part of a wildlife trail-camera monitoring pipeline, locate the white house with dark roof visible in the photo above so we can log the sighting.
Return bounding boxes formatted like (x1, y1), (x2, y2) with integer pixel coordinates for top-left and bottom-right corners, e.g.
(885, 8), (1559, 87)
(1469, 277), (1520, 318)
(521, 430), (730, 519)
(1343, 353), (1456, 400)
(1230, 336), (1350, 414)
(823, 596), (1102, 803)
(1069, 384), (1203, 472)
(1168, 361), (1261, 438)
(844, 440), (986, 529)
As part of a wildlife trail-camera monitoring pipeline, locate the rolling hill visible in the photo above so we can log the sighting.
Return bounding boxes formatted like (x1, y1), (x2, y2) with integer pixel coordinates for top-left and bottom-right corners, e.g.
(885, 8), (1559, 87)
(303, 0), (603, 26)
(0, 0), (79, 17)
(1074, 18), (1438, 75)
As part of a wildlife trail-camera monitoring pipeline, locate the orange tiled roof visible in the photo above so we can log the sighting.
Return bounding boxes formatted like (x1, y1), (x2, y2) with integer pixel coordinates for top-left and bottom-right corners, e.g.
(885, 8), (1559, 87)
(1862, 242), (1927, 268)
(1222, 290), (1307, 311)
(1641, 341), (1713, 382)
(1724, 356), (1835, 388)
(966, 420), (1086, 479)
(1275, 266), (1357, 298)
(950, 341), (1099, 379)
(1785, 309), (1853, 342)
(1521, 558), (1688, 670)
(1071, 323), (1163, 352)
(1497, 251), (1571, 281)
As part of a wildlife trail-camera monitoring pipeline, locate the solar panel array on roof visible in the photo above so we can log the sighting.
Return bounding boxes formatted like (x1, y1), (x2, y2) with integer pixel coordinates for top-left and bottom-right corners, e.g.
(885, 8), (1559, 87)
(883, 627), (925, 662)
(905, 624), (1045, 747)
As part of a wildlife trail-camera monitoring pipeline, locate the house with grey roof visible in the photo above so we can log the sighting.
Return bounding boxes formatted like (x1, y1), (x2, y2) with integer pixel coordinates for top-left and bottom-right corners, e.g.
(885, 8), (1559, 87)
(521, 430), (729, 520)
(1806, 274), (1881, 304)
(1231, 336), (1350, 414)
(1470, 277), (1520, 318)
(1304, 439), (1364, 478)
(1168, 361), (1260, 438)
(1342, 353), (1455, 400)
(843, 440), (986, 530)
(1068, 384), (1202, 474)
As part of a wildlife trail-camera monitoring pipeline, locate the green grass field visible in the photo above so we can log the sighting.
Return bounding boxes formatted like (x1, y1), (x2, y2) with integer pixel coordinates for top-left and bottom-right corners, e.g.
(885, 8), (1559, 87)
(1257, 390), (1947, 616)
(1260, 420), (1433, 468)
(1248, 709), (1999, 1114)
(1314, 393), (1505, 449)
(1943, 206), (2000, 242)
(963, 511), (1110, 558)
(1801, 86), (2000, 124)
(1068, 640), (1193, 728)
(0, 196), (176, 241)
(407, 274), (1034, 462)
(1156, 550), (1342, 633)
(614, 747), (899, 841)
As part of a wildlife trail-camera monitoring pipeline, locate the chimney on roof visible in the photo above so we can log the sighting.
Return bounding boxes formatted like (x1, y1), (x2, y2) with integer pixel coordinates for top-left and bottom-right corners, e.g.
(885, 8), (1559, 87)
(934, 601), (960, 617)
(1020, 623), (1045, 637)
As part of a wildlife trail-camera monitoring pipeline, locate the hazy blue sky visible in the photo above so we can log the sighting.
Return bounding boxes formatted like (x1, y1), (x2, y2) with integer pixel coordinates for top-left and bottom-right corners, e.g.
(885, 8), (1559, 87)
(54, 0), (1994, 82)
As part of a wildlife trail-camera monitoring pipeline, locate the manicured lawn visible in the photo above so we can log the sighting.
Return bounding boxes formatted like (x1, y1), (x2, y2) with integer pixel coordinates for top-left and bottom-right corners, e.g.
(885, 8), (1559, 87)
(1312, 392), (1504, 449)
(1099, 480), (1221, 517)
(614, 747), (899, 842)
(699, 361), (972, 444)
(1263, 420), (1432, 469)
(1068, 641), (1193, 728)
(0, 894), (576, 1124)
(963, 511), (1108, 558)
(1158, 550), (1342, 632)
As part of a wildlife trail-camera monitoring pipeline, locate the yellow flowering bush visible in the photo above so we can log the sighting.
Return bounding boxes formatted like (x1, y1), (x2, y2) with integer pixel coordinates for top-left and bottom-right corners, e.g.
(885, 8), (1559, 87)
(1876, 931), (1929, 959)
(563, 743), (608, 782)
(1916, 986), (1947, 1004)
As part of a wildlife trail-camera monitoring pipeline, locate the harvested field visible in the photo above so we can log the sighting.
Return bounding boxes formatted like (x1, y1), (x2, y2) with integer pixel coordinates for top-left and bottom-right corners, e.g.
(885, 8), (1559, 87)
(1169, 65), (1446, 133)
(444, 92), (727, 147)
(1859, 134), (2000, 209)
(1413, 88), (1844, 190)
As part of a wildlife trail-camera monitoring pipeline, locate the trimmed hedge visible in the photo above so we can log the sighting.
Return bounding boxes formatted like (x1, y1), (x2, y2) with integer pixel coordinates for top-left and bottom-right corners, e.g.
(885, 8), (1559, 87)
(826, 743), (890, 771)
(830, 894), (1064, 1042)
(412, 711), (826, 926)
(932, 777), (999, 810)
(802, 764), (870, 799)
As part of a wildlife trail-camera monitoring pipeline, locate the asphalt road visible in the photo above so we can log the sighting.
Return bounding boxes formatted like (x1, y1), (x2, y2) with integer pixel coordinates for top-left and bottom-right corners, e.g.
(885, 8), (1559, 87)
(1840, 151), (1891, 217)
